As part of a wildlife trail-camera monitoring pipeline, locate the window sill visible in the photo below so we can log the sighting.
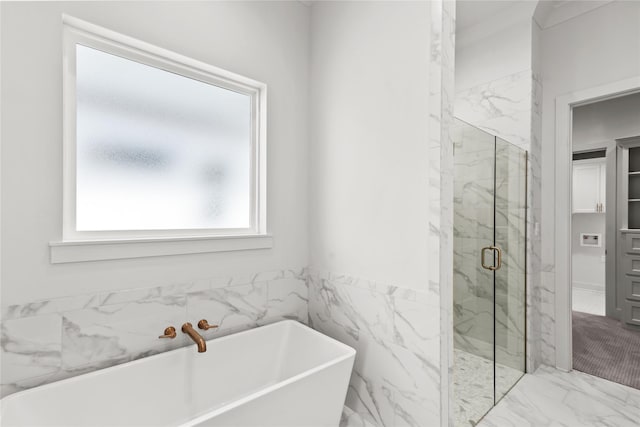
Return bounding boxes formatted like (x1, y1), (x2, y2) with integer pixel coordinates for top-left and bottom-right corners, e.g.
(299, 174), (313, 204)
(49, 234), (273, 264)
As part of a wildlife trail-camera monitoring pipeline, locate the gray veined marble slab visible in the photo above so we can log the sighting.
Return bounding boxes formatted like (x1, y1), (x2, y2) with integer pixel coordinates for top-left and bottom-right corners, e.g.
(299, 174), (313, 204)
(61, 294), (188, 369)
(341, 405), (378, 427)
(307, 271), (441, 427)
(455, 70), (532, 152)
(265, 278), (309, 323)
(478, 366), (640, 427)
(1, 272), (309, 398)
(1, 314), (63, 384)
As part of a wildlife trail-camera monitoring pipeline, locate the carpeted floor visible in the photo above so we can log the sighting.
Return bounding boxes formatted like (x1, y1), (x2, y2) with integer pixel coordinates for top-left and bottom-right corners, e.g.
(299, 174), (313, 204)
(573, 311), (640, 389)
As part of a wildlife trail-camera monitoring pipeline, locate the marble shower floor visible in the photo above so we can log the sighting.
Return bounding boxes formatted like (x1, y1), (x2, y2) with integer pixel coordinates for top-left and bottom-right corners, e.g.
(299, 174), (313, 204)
(477, 365), (640, 427)
(454, 349), (524, 427)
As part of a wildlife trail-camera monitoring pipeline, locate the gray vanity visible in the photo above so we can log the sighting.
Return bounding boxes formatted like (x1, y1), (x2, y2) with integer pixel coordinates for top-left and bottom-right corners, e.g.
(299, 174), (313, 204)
(617, 139), (640, 328)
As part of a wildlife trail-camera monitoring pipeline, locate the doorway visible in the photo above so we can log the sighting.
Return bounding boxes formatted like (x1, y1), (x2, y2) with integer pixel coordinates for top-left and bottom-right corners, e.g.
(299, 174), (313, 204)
(567, 92), (640, 389)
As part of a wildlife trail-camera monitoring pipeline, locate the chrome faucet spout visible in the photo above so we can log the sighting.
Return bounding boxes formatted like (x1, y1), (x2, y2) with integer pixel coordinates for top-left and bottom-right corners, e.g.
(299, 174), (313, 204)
(182, 322), (207, 352)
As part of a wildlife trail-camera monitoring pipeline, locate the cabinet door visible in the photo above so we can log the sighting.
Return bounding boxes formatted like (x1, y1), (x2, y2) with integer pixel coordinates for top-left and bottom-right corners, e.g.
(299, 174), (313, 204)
(599, 162), (606, 212)
(573, 162), (600, 213)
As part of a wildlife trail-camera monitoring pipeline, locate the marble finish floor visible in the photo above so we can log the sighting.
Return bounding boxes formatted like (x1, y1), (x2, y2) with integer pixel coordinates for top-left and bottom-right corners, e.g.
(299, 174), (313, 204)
(454, 349), (524, 427)
(477, 365), (640, 427)
(572, 287), (605, 316)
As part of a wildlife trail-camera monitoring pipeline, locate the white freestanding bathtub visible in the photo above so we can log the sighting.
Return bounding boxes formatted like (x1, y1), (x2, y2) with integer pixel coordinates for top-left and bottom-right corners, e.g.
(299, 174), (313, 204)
(1, 320), (355, 427)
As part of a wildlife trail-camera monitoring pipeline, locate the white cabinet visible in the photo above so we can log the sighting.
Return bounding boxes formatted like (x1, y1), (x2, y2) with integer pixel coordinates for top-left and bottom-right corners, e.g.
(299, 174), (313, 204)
(573, 159), (606, 213)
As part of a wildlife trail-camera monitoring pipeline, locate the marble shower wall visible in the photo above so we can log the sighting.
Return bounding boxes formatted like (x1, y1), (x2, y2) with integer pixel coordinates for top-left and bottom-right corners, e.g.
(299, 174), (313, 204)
(452, 121), (496, 360)
(0, 269), (307, 397)
(454, 63), (543, 372)
(307, 270), (441, 427)
(452, 122), (527, 371)
(530, 23), (549, 370)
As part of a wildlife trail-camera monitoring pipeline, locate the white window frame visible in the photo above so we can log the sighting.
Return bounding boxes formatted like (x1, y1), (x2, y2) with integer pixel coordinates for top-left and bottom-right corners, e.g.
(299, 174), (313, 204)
(51, 15), (270, 263)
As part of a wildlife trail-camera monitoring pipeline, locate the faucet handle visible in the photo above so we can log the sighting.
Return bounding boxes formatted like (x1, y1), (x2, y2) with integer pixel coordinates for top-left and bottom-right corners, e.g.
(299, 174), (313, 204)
(159, 326), (177, 339)
(197, 319), (218, 331)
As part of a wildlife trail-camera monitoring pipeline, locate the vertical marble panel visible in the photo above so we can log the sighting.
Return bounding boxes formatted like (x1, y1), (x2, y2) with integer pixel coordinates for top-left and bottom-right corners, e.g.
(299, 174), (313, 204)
(341, 405), (378, 427)
(429, 1), (456, 426)
(308, 271), (441, 427)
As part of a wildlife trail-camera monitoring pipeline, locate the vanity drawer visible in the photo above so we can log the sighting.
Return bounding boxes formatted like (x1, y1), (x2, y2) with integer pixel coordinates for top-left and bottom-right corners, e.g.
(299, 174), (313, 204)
(624, 275), (640, 301)
(624, 234), (640, 254)
(623, 300), (640, 327)
(621, 255), (640, 276)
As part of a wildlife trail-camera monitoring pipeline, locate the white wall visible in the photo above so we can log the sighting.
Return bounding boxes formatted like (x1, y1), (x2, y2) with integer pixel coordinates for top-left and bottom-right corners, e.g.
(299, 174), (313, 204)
(454, 2), (536, 150)
(308, 1), (431, 290)
(306, 3), (440, 425)
(0, 1), (310, 304)
(572, 214), (606, 290)
(573, 92), (640, 145)
(540, 0), (640, 365)
(455, 18), (531, 92)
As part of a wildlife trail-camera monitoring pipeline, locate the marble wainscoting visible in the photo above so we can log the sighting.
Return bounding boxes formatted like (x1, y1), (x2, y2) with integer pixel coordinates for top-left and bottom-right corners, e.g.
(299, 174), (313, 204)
(307, 270), (440, 427)
(0, 269), (307, 397)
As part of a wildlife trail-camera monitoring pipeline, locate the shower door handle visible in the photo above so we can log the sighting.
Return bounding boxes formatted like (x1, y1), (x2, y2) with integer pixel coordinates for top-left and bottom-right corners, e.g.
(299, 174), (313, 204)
(481, 246), (502, 271)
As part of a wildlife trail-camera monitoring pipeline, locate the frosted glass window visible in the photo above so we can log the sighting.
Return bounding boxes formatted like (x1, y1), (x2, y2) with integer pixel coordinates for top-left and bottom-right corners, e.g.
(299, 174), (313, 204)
(75, 45), (252, 231)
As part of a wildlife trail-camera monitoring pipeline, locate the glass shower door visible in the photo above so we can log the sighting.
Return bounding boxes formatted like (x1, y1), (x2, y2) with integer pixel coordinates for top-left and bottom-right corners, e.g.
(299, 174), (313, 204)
(494, 137), (527, 402)
(452, 121), (497, 426)
(452, 119), (527, 426)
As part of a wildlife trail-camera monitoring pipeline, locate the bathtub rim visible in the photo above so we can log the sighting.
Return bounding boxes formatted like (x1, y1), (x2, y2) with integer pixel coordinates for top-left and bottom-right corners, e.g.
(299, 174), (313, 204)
(1, 320), (356, 424)
(180, 321), (356, 426)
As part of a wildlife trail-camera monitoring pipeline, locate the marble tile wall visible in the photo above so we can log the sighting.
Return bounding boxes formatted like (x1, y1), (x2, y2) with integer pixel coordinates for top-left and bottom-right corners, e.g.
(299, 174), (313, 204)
(527, 71), (544, 372)
(0, 269), (307, 397)
(452, 124), (527, 373)
(455, 70), (532, 153)
(452, 121), (497, 358)
(307, 270), (441, 427)
(454, 65), (543, 373)
(429, 1), (456, 426)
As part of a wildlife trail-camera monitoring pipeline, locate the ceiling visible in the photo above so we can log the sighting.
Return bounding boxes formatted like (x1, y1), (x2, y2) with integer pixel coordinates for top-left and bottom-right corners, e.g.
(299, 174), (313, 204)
(456, 1), (527, 31)
(457, 0), (615, 32)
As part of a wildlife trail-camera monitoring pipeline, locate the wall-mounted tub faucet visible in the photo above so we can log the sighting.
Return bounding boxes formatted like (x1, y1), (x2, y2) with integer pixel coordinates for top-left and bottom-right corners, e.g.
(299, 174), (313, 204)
(197, 319), (219, 331)
(158, 326), (177, 339)
(182, 322), (207, 352)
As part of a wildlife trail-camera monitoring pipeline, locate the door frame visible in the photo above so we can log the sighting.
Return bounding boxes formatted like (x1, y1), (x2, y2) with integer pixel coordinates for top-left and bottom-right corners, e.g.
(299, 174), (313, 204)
(555, 76), (640, 371)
